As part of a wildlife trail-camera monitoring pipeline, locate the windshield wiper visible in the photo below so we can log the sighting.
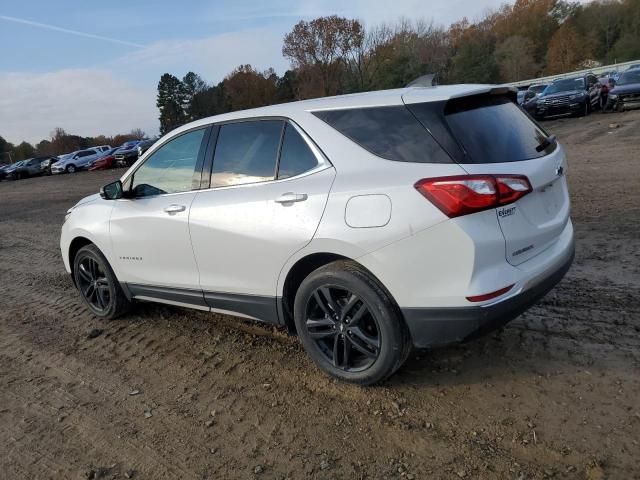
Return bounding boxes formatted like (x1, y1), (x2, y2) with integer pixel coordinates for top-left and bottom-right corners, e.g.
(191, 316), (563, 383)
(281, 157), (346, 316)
(536, 134), (557, 152)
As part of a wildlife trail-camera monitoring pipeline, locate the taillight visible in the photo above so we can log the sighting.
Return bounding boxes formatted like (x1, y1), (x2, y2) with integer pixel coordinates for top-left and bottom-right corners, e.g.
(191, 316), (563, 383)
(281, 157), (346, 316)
(415, 175), (532, 218)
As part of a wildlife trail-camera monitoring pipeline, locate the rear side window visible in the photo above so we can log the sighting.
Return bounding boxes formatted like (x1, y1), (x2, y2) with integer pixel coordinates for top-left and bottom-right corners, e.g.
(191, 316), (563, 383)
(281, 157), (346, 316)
(277, 124), (318, 179)
(443, 96), (554, 163)
(211, 120), (283, 187)
(313, 106), (451, 163)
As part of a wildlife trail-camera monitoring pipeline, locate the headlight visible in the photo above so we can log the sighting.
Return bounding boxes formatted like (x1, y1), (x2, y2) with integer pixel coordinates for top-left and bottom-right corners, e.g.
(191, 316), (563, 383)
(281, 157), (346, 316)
(64, 207), (74, 223)
(569, 93), (584, 100)
(609, 94), (618, 100)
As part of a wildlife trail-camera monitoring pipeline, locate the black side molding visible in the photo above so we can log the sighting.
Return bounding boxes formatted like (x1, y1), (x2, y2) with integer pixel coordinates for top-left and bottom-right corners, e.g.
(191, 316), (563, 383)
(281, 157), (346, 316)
(127, 283), (209, 308)
(125, 283), (280, 325)
(203, 291), (279, 324)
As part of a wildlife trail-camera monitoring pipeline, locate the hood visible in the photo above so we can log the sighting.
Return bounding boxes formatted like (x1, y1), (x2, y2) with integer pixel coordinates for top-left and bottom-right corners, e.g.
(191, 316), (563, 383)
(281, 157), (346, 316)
(540, 89), (584, 99)
(611, 83), (640, 95)
(71, 193), (101, 209)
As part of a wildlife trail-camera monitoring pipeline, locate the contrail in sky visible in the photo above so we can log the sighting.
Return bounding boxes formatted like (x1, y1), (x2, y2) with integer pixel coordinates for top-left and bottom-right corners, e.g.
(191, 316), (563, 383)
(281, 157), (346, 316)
(0, 14), (145, 48)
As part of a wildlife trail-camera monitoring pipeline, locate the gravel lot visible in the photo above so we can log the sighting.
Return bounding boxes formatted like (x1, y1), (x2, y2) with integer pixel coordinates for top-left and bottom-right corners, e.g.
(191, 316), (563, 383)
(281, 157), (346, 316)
(1, 110), (639, 480)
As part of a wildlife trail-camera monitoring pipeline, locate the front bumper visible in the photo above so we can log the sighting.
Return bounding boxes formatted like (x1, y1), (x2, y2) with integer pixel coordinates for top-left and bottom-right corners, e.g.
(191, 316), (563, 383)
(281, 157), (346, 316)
(536, 102), (583, 118)
(402, 242), (575, 349)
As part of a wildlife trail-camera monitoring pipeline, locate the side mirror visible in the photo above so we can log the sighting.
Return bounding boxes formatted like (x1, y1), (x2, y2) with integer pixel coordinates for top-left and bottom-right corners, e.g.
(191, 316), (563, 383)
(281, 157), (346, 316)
(100, 180), (123, 200)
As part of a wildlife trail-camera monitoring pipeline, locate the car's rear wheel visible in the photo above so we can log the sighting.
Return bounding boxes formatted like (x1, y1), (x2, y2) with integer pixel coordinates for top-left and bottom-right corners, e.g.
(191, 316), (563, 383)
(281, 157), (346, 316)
(66, 164), (76, 173)
(73, 244), (131, 320)
(294, 260), (411, 385)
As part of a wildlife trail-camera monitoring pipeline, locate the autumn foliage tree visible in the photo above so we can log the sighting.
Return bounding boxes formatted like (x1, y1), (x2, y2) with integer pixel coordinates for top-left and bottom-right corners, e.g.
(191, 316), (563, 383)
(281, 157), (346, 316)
(546, 24), (583, 74)
(224, 65), (278, 110)
(494, 35), (540, 81)
(282, 15), (364, 98)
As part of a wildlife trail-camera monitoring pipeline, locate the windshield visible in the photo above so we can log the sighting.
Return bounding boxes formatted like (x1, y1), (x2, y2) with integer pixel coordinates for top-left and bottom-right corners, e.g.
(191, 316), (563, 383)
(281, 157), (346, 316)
(530, 85), (546, 93)
(617, 70), (640, 86)
(544, 78), (585, 95)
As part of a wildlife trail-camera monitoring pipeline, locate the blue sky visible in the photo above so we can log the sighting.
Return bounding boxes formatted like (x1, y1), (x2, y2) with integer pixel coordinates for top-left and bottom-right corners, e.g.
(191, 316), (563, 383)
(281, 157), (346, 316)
(1, 0), (520, 144)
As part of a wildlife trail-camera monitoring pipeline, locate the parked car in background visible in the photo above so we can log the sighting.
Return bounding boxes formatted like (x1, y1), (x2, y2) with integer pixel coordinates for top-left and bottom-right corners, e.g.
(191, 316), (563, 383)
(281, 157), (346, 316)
(94, 145), (112, 153)
(2, 160), (26, 179)
(61, 85), (573, 384)
(5, 158), (48, 180)
(114, 141), (142, 167)
(88, 147), (119, 171)
(534, 74), (601, 119)
(37, 156), (59, 175)
(136, 138), (156, 158)
(608, 68), (640, 111)
(51, 149), (102, 174)
(0, 162), (14, 180)
(521, 84), (549, 116)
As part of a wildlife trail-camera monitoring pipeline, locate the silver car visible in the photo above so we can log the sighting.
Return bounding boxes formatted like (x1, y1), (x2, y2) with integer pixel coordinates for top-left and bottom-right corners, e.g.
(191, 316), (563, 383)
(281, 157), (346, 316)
(51, 149), (102, 174)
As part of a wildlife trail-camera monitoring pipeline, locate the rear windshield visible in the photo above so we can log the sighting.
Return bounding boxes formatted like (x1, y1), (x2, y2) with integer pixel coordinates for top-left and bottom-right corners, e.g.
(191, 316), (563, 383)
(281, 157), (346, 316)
(442, 96), (554, 163)
(312, 106), (452, 163)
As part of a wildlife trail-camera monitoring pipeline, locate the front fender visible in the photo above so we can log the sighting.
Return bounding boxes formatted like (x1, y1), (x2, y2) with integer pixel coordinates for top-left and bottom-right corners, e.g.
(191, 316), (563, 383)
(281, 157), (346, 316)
(60, 200), (115, 274)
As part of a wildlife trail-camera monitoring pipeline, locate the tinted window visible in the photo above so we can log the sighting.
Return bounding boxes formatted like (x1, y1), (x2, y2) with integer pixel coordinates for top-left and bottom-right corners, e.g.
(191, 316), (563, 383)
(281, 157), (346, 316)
(77, 151), (93, 158)
(313, 106), (451, 163)
(444, 95), (554, 163)
(131, 128), (205, 197)
(211, 120), (283, 187)
(277, 124), (318, 179)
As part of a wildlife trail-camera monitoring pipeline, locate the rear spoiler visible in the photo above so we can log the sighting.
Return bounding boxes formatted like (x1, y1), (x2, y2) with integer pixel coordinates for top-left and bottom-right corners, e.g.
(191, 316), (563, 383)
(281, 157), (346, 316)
(449, 86), (518, 104)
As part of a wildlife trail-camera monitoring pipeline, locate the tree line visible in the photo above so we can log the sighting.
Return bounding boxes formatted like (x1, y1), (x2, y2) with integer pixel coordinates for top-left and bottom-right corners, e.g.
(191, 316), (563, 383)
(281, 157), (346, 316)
(156, 0), (640, 134)
(2, 0), (638, 157)
(0, 128), (147, 163)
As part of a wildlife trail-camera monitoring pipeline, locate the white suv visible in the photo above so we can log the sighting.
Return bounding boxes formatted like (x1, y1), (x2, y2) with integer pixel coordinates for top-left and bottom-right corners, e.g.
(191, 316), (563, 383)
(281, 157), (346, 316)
(60, 85), (574, 385)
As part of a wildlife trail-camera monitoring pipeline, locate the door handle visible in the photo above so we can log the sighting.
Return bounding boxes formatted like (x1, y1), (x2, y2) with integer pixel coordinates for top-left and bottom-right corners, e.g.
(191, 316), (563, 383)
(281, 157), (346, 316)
(163, 204), (186, 214)
(275, 192), (308, 204)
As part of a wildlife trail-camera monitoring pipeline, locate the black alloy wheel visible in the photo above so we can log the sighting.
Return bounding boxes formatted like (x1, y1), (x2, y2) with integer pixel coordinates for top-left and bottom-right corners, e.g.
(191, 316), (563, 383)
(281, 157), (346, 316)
(294, 260), (411, 385)
(305, 285), (380, 372)
(73, 244), (131, 319)
(76, 256), (111, 314)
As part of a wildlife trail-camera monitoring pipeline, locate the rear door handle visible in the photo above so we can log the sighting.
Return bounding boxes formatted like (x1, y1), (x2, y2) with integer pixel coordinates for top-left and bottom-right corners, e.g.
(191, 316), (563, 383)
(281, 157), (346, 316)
(163, 204), (186, 214)
(275, 192), (308, 204)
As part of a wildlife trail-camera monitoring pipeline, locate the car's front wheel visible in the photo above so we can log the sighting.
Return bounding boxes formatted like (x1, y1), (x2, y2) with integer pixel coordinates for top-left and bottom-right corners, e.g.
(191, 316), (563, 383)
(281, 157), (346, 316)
(66, 164), (76, 173)
(73, 244), (131, 320)
(294, 260), (411, 385)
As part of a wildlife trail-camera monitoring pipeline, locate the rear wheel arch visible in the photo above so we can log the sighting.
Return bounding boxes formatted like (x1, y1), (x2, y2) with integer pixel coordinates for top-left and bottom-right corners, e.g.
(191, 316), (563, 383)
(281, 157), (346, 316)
(280, 253), (403, 336)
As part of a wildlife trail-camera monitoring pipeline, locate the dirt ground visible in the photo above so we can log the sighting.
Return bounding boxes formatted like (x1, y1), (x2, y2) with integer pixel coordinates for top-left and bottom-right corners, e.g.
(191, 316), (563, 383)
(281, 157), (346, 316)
(1, 110), (639, 480)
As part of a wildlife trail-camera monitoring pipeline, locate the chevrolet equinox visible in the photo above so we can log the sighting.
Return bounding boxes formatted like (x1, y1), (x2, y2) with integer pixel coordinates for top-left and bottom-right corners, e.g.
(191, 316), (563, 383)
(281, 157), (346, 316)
(60, 85), (574, 385)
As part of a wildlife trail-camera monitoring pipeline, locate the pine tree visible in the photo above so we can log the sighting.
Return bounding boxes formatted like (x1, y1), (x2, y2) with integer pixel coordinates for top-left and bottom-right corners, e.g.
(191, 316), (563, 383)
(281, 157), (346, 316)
(157, 73), (186, 135)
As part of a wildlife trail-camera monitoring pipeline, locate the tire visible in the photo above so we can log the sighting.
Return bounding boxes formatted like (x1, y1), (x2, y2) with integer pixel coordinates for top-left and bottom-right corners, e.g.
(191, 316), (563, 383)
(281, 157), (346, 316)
(583, 101), (590, 117)
(294, 260), (411, 385)
(66, 164), (76, 173)
(73, 244), (131, 320)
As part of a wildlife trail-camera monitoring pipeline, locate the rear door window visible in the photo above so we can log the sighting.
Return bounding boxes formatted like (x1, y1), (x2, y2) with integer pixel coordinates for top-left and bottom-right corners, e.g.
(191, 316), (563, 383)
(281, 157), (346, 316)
(210, 120), (283, 187)
(312, 106), (451, 164)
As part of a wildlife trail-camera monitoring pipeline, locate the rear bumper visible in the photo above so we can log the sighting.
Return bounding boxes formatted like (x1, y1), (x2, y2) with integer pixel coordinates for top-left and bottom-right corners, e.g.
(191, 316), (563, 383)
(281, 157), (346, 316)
(402, 241), (574, 349)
